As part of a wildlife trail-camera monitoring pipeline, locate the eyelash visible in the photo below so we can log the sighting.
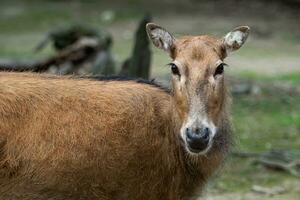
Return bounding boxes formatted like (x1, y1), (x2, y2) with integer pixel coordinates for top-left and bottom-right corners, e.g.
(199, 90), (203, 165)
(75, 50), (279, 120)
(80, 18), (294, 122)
(167, 62), (227, 78)
(168, 63), (180, 76)
(214, 63), (227, 77)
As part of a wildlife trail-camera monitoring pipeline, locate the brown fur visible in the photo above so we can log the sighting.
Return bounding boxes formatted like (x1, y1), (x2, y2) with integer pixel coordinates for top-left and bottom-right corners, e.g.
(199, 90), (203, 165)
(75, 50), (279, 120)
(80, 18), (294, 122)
(169, 35), (229, 128)
(0, 23), (250, 199)
(0, 71), (231, 200)
(0, 22), (249, 199)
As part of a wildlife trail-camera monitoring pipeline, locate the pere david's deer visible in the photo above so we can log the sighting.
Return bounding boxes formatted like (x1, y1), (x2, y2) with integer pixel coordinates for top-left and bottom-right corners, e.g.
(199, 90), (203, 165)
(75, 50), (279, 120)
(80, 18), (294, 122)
(0, 23), (249, 200)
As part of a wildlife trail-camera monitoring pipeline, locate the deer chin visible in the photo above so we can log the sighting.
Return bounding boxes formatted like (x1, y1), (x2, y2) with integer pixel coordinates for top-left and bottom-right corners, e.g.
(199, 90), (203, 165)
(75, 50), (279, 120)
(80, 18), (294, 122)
(185, 140), (213, 155)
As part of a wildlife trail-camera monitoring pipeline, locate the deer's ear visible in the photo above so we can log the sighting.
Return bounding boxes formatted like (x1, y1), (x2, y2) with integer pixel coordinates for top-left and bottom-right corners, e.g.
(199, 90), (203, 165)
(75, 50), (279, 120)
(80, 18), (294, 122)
(146, 23), (175, 53)
(223, 26), (250, 53)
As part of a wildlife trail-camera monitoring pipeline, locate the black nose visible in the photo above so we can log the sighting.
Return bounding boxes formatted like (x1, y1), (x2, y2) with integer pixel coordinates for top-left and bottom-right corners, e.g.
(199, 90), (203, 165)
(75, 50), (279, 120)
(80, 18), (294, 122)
(185, 127), (210, 152)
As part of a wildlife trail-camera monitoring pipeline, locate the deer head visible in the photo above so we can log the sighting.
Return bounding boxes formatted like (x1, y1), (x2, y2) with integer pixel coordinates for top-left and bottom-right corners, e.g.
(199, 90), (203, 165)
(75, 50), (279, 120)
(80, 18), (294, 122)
(146, 23), (250, 155)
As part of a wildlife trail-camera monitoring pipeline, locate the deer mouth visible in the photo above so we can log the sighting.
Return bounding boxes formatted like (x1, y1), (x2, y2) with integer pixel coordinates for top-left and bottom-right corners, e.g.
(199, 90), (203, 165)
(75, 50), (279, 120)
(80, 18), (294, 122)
(186, 139), (209, 152)
(186, 138), (212, 154)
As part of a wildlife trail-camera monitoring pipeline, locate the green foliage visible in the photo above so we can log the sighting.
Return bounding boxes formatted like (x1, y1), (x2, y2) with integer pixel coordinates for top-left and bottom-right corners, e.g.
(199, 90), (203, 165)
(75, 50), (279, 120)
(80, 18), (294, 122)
(212, 93), (300, 192)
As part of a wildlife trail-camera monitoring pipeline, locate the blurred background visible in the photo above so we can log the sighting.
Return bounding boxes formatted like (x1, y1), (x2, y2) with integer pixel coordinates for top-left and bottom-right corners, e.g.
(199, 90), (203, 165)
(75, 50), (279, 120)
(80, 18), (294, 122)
(0, 0), (299, 199)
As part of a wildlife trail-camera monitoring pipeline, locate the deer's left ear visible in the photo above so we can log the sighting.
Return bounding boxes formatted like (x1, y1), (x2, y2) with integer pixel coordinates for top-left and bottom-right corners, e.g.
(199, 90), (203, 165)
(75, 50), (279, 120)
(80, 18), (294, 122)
(223, 26), (250, 53)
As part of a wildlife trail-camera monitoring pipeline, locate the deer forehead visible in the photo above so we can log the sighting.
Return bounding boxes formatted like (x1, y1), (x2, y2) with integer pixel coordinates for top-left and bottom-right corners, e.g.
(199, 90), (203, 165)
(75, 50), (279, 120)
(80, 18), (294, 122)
(173, 36), (225, 67)
(171, 36), (225, 79)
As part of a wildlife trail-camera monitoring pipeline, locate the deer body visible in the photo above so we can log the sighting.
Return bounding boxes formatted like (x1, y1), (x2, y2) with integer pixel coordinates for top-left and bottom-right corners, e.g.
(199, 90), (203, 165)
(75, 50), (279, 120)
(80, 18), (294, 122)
(0, 23), (249, 199)
(0, 73), (224, 200)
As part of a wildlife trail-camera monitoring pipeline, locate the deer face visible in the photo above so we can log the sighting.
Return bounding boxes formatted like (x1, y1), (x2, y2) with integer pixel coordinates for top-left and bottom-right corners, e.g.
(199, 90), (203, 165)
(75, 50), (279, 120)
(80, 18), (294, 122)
(147, 23), (250, 155)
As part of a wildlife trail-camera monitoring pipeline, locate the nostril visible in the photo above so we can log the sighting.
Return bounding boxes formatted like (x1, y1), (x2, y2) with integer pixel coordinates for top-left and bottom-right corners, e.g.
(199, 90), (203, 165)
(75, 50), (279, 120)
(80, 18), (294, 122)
(204, 127), (209, 135)
(186, 127), (211, 142)
(186, 128), (193, 139)
(201, 127), (210, 141)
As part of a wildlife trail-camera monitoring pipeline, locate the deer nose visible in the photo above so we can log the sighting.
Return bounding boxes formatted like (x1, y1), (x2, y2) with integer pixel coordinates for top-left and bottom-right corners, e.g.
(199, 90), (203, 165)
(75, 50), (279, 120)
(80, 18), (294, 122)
(185, 127), (210, 152)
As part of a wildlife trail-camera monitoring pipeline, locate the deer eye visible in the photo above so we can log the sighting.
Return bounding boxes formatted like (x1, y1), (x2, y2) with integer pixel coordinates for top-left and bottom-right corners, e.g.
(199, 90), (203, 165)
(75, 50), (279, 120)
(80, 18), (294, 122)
(214, 63), (226, 77)
(169, 63), (180, 76)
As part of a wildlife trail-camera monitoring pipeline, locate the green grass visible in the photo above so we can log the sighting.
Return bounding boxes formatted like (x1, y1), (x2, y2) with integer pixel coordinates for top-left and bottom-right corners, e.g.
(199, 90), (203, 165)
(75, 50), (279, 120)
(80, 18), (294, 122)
(239, 71), (300, 85)
(235, 40), (300, 58)
(275, 73), (300, 84)
(0, 1), (144, 34)
(0, 1), (144, 61)
(234, 95), (300, 150)
(211, 93), (300, 192)
(215, 157), (298, 192)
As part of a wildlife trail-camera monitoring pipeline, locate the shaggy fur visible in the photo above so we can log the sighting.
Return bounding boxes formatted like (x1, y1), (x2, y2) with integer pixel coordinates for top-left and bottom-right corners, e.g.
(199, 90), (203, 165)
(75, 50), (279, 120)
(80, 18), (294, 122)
(0, 72), (231, 200)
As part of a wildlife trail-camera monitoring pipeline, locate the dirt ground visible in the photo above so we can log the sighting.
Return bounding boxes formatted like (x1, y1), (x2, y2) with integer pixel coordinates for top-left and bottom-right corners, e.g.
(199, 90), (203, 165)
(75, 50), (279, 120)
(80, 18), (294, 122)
(203, 192), (299, 200)
(202, 180), (300, 200)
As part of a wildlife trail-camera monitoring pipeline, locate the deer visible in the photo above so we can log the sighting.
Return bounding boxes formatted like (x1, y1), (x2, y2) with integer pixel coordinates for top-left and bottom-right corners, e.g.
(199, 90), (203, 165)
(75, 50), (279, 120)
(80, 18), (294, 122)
(0, 23), (249, 200)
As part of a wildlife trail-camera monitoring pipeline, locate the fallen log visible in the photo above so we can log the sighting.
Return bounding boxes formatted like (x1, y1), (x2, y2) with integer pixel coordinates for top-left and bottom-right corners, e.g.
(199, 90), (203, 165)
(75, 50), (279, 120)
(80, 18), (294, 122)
(233, 150), (300, 177)
(0, 38), (105, 73)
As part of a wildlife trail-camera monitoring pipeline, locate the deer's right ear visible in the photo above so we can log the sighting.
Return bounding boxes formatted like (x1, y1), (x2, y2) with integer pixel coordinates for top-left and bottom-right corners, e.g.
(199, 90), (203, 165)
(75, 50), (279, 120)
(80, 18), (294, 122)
(146, 23), (175, 53)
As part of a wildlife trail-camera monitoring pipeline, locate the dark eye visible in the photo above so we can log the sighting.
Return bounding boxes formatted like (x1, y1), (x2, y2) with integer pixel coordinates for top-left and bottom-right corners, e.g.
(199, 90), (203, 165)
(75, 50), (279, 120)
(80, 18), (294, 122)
(169, 63), (180, 76)
(214, 63), (225, 77)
